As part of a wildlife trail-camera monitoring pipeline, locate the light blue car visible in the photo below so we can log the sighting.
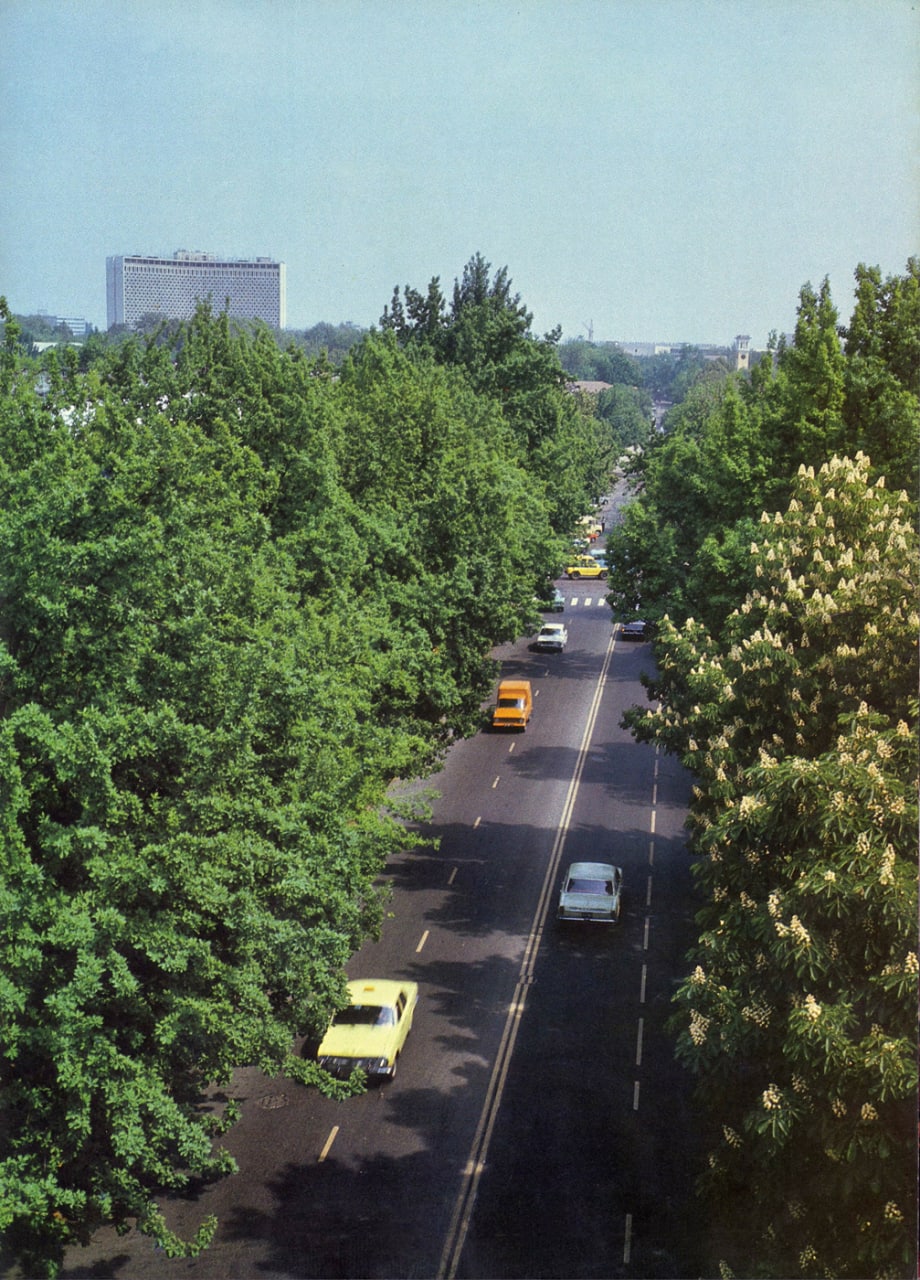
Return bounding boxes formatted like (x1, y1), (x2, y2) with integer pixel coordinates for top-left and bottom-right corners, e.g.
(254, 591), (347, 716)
(557, 862), (623, 924)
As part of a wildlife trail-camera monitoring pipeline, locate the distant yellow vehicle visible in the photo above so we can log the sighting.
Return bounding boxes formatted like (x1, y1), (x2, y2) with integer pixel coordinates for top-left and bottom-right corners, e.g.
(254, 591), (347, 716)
(316, 979), (418, 1080)
(576, 516), (602, 542)
(565, 556), (607, 580)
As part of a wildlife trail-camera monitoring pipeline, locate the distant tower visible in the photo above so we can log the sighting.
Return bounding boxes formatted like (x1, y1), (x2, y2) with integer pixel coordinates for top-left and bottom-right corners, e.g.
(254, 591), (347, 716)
(734, 334), (751, 371)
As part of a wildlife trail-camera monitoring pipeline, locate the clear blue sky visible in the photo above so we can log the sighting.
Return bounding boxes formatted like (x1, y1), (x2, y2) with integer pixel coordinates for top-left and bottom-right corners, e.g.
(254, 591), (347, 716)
(1, 0), (917, 345)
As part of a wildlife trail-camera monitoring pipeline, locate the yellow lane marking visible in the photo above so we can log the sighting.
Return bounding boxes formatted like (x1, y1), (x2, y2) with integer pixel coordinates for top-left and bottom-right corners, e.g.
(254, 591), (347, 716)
(318, 1126), (339, 1162)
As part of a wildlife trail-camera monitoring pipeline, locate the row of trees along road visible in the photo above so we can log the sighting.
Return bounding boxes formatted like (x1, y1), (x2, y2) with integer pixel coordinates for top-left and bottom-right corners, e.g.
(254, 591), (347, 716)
(0, 256), (618, 1277)
(618, 260), (919, 1279)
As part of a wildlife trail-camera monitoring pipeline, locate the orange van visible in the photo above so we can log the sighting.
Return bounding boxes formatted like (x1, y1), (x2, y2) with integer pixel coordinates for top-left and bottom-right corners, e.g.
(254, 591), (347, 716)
(491, 679), (533, 731)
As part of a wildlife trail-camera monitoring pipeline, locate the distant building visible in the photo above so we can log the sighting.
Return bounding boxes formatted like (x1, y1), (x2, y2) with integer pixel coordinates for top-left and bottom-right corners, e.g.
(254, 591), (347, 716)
(106, 250), (286, 329)
(567, 380), (613, 395)
(619, 342), (674, 358)
(734, 334), (751, 371)
(35, 312), (91, 337)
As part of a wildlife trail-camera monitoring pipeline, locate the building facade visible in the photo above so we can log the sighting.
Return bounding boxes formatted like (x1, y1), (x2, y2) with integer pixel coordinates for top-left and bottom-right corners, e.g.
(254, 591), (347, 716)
(34, 312), (92, 337)
(106, 251), (286, 329)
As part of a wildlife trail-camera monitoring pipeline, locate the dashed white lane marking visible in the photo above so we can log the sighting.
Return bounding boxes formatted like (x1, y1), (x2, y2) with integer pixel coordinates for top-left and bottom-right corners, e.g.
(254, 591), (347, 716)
(416, 930), (429, 953)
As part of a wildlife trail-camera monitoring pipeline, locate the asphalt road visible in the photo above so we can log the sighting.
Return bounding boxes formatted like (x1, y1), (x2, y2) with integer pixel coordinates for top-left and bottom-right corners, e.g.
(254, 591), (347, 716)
(62, 538), (704, 1280)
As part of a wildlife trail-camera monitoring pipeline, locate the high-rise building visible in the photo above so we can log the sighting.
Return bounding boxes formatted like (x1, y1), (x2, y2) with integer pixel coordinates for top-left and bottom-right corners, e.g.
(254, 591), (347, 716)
(106, 251), (286, 329)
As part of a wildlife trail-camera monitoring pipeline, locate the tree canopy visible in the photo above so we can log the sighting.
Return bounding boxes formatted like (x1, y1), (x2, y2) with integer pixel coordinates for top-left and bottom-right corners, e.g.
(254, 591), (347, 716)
(380, 253), (617, 533)
(0, 267), (614, 1276)
(620, 260), (919, 1277)
(557, 337), (643, 387)
(606, 260), (920, 637)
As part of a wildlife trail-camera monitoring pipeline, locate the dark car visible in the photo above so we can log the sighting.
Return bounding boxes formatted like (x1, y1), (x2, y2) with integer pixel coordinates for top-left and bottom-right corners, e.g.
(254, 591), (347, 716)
(620, 620), (650, 641)
(536, 588), (565, 612)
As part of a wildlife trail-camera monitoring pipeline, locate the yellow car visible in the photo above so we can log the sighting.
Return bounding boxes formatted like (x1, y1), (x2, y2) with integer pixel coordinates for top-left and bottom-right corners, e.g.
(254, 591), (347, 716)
(565, 556), (607, 580)
(316, 979), (419, 1080)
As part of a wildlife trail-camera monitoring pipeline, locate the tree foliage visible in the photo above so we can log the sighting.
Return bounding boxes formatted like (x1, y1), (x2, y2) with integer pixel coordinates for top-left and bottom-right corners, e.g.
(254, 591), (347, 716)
(283, 320), (365, 365)
(628, 455), (918, 1278)
(593, 383), (653, 451)
(0, 268), (611, 1275)
(637, 345), (722, 401)
(557, 338), (643, 387)
(843, 258), (920, 498)
(606, 263), (919, 637)
(381, 253), (617, 531)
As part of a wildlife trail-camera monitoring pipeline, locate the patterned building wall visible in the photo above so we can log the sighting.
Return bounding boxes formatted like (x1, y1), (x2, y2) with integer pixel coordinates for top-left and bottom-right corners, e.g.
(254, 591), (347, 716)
(106, 255), (286, 328)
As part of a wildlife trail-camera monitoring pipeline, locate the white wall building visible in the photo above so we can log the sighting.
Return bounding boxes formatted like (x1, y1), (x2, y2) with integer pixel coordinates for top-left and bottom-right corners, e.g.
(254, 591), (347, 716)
(106, 251), (286, 329)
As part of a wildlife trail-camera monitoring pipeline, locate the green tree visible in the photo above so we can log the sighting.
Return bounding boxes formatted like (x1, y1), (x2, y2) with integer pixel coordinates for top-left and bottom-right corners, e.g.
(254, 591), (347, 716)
(605, 265), (919, 639)
(381, 253), (615, 532)
(628, 455), (918, 1278)
(761, 277), (845, 500)
(284, 320), (364, 365)
(639, 345), (718, 401)
(0, 356), (412, 1272)
(0, 279), (614, 1274)
(842, 258), (920, 495)
(605, 376), (768, 630)
(557, 338), (642, 387)
(594, 383), (652, 450)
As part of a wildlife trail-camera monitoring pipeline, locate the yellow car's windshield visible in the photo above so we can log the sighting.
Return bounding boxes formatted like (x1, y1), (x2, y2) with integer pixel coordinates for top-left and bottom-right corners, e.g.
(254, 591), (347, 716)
(332, 1004), (395, 1027)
